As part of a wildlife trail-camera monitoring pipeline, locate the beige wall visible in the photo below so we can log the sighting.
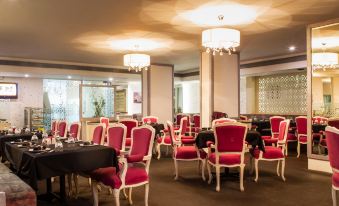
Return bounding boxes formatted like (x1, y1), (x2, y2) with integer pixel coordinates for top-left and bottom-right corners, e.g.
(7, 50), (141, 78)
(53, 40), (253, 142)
(147, 65), (173, 124)
(213, 54), (239, 117)
(0, 77), (43, 128)
(312, 77), (324, 111)
(246, 76), (256, 113)
(332, 77), (339, 108)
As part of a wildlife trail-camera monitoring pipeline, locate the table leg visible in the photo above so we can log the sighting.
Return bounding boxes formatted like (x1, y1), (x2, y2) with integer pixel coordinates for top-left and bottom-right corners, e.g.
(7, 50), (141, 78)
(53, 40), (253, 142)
(59, 175), (66, 202)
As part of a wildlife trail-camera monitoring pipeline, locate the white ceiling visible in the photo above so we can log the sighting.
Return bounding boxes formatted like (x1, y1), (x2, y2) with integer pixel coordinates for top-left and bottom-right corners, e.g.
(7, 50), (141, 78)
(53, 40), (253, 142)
(0, 0), (338, 71)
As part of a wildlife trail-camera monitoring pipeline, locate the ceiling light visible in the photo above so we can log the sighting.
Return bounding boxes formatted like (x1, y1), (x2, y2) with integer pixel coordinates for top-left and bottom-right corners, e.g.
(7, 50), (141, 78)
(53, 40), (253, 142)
(124, 53), (150, 72)
(67, 76), (72, 79)
(202, 15), (240, 55)
(108, 78), (113, 81)
(24, 74), (29, 78)
(289, 46), (296, 51)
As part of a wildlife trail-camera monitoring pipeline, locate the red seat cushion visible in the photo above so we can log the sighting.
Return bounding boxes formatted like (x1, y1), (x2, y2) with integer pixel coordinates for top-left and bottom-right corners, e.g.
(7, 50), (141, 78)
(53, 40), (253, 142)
(91, 166), (148, 189)
(287, 133), (297, 141)
(181, 138), (195, 144)
(157, 136), (171, 144)
(254, 146), (284, 159)
(320, 139), (327, 147)
(181, 135), (194, 139)
(126, 154), (144, 163)
(264, 138), (278, 145)
(175, 146), (198, 159)
(333, 172), (339, 188)
(208, 153), (241, 165)
(126, 138), (131, 146)
(262, 136), (271, 140)
(299, 135), (307, 143)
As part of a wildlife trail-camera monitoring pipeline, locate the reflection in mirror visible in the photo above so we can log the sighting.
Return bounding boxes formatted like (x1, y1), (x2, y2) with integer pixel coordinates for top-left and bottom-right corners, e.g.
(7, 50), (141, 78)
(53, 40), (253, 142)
(311, 22), (339, 156)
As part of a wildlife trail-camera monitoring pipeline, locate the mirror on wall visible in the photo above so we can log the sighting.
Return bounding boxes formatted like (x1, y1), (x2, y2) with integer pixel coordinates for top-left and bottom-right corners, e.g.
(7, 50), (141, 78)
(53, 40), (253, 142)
(310, 21), (339, 157)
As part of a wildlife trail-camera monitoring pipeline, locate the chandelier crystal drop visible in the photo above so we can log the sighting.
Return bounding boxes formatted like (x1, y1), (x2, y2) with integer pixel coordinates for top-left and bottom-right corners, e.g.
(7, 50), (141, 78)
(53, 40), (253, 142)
(123, 53), (150, 72)
(202, 15), (240, 56)
(312, 43), (339, 71)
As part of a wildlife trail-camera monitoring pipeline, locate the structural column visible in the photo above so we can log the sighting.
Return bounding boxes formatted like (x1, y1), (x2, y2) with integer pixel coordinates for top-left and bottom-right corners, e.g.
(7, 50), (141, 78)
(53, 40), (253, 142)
(142, 64), (174, 124)
(200, 52), (240, 127)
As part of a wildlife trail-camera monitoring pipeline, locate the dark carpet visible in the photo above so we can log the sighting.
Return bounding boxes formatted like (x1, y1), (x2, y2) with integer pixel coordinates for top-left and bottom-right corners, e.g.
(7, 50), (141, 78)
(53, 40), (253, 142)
(36, 148), (333, 206)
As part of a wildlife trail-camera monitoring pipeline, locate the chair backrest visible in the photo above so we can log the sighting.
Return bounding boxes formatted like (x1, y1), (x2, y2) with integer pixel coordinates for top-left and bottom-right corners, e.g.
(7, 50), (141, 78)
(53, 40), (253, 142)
(239, 115), (248, 120)
(212, 118), (237, 128)
(313, 116), (328, 124)
(212, 111), (227, 120)
(51, 120), (58, 133)
(328, 118), (339, 129)
(69, 122), (81, 139)
(295, 116), (307, 135)
(176, 113), (184, 125)
(92, 124), (105, 145)
(58, 120), (67, 138)
(142, 116), (158, 124)
(277, 120), (290, 143)
(119, 118), (138, 138)
(129, 125), (155, 158)
(179, 117), (189, 135)
(107, 123), (127, 153)
(99, 117), (109, 129)
(326, 126), (339, 172)
(167, 121), (178, 147)
(213, 122), (247, 153)
(193, 114), (200, 128)
(270, 116), (285, 134)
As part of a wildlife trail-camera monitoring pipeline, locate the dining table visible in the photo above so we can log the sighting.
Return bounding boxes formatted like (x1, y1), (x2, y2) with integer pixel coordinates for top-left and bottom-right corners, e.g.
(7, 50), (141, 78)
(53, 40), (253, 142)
(0, 133), (42, 162)
(4, 140), (118, 202)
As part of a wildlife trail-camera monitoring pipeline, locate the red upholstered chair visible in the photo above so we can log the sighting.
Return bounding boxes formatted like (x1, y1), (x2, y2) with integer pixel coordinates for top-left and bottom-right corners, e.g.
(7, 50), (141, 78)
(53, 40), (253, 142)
(51, 120), (58, 135)
(107, 123), (127, 156)
(69, 122), (81, 140)
(253, 120), (290, 182)
(239, 115), (248, 120)
(167, 121), (206, 181)
(191, 114), (201, 136)
(318, 118), (339, 153)
(262, 116), (285, 143)
(325, 126), (339, 206)
(313, 116), (328, 124)
(57, 120), (67, 138)
(211, 118), (237, 128)
(92, 124), (105, 145)
(295, 116), (307, 158)
(91, 125), (155, 206)
(99, 117), (109, 129)
(156, 117), (194, 159)
(119, 118), (138, 148)
(207, 122), (247, 192)
(142, 116), (158, 124)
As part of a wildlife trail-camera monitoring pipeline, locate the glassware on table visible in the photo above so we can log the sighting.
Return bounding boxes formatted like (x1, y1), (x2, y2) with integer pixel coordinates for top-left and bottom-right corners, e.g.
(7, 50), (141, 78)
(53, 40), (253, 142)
(31, 133), (39, 144)
(42, 132), (50, 146)
(55, 137), (64, 152)
(68, 133), (75, 144)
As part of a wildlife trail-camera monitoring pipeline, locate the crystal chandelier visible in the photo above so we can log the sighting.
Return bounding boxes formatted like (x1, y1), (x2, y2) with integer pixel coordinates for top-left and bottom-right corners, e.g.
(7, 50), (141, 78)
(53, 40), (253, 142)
(123, 53), (150, 72)
(312, 43), (339, 71)
(202, 15), (240, 55)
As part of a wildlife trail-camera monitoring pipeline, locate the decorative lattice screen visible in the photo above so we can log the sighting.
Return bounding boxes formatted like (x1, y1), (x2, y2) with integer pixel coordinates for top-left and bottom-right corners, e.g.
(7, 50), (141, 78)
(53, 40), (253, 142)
(258, 73), (307, 114)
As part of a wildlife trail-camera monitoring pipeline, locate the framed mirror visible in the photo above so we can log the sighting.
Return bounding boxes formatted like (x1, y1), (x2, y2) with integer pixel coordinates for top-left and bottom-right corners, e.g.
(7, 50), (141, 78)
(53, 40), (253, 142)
(307, 18), (339, 160)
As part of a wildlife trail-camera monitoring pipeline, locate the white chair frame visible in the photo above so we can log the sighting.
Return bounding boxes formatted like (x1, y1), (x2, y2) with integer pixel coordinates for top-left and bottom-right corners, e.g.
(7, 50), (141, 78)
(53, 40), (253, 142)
(92, 125), (155, 206)
(211, 118), (237, 128)
(142, 116), (159, 124)
(253, 120), (290, 183)
(207, 122), (247, 192)
(295, 116), (307, 158)
(57, 120), (68, 138)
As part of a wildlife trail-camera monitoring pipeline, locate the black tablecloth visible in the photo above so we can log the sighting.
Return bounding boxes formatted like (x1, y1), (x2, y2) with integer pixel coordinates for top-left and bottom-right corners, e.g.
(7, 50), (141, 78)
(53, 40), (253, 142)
(312, 124), (327, 133)
(5, 141), (118, 189)
(0, 133), (39, 162)
(195, 130), (265, 152)
(251, 120), (271, 135)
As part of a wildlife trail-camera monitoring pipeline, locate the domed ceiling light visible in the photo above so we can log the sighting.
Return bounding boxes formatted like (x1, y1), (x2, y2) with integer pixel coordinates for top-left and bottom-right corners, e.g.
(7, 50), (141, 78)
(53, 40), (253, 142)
(202, 15), (240, 55)
(123, 45), (151, 72)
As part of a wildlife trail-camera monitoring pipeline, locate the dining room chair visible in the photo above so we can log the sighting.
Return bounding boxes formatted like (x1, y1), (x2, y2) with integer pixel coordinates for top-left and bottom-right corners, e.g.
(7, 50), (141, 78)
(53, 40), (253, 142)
(262, 116), (285, 144)
(325, 126), (339, 206)
(69, 122), (81, 140)
(107, 123), (127, 156)
(57, 120), (67, 138)
(253, 119), (290, 182)
(119, 118), (138, 148)
(167, 121), (206, 181)
(142, 116), (158, 124)
(318, 118), (339, 154)
(211, 118), (237, 128)
(295, 116), (307, 158)
(191, 114), (201, 136)
(91, 125), (155, 206)
(92, 124), (105, 145)
(51, 119), (58, 135)
(207, 122), (247, 192)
